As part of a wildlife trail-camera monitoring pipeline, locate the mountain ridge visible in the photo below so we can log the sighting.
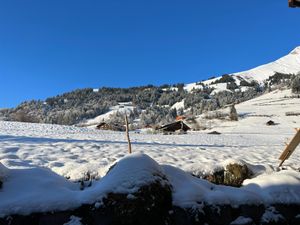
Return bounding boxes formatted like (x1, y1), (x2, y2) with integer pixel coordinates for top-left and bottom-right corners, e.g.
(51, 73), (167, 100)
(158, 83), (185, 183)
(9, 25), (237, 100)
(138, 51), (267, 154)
(1, 46), (300, 127)
(233, 46), (300, 82)
(184, 46), (300, 92)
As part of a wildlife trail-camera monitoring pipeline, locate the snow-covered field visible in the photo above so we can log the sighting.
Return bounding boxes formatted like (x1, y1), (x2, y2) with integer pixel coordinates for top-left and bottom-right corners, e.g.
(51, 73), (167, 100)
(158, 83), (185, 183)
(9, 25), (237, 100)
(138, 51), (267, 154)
(0, 89), (299, 179)
(0, 89), (300, 216)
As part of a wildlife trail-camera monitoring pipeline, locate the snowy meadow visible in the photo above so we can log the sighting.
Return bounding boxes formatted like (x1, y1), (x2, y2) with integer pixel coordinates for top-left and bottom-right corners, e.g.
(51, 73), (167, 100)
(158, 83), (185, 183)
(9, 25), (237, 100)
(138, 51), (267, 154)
(0, 89), (300, 224)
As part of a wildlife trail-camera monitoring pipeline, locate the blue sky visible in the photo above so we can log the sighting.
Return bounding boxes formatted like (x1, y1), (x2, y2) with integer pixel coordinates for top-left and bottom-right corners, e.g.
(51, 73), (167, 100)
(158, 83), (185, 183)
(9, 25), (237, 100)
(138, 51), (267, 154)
(0, 0), (299, 108)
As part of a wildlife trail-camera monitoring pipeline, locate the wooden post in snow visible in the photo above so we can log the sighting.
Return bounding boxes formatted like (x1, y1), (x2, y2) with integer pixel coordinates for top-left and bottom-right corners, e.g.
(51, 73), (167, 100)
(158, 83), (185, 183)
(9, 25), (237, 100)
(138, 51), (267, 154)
(125, 114), (132, 154)
(279, 128), (300, 167)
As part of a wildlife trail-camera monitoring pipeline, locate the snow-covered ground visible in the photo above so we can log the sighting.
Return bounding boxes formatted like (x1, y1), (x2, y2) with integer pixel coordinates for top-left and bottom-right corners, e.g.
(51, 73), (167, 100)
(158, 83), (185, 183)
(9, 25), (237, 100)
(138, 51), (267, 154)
(0, 89), (299, 178)
(202, 89), (300, 136)
(0, 89), (300, 216)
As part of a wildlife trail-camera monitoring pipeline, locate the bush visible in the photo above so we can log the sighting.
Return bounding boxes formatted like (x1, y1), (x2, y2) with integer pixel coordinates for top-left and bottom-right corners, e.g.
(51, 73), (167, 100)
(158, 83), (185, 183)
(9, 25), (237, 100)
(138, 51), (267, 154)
(291, 75), (300, 94)
(212, 74), (235, 84)
(240, 79), (258, 87)
(229, 104), (238, 121)
(227, 82), (238, 90)
(268, 72), (294, 86)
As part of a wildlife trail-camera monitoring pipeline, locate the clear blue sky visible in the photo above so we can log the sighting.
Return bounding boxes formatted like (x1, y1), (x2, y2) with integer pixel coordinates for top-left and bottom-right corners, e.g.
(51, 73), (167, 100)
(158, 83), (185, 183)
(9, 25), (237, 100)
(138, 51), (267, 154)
(0, 0), (299, 108)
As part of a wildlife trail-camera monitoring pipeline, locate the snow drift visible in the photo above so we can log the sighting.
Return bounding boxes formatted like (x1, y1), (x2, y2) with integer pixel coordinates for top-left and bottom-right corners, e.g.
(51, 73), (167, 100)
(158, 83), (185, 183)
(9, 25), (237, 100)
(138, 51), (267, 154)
(0, 153), (300, 218)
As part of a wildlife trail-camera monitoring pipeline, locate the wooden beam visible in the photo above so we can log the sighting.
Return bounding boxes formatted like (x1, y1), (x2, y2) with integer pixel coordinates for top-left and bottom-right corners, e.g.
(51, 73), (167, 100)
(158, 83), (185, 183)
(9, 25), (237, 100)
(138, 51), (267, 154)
(279, 128), (300, 167)
(289, 0), (300, 7)
(125, 115), (132, 154)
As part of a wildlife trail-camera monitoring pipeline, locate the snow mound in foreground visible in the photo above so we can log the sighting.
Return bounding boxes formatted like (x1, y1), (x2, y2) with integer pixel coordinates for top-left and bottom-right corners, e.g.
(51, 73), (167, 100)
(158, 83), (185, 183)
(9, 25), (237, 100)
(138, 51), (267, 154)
(0, 154), (300, 217)
(0, 166), (80, 217)
(0, 153), (167, 217)
(80, 153), (168, 203)
(243, 170), (300, 204)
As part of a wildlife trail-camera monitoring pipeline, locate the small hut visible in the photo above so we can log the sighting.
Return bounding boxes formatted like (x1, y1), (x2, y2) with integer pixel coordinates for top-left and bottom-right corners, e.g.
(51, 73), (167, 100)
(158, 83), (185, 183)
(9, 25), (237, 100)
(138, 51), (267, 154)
(289, 0), (300, 7)
(266, 120), (276, 126)
(158, 121), (190, 133)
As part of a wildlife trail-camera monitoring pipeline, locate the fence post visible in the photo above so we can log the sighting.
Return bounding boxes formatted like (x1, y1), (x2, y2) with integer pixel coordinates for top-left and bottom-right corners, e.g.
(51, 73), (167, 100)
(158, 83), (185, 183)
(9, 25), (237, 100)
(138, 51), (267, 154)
(125, 114), (132, 154)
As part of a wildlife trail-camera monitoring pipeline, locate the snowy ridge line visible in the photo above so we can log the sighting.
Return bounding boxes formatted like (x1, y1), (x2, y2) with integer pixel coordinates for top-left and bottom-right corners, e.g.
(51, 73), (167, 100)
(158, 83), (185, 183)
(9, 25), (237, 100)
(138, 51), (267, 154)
(184, 46), (300, 92)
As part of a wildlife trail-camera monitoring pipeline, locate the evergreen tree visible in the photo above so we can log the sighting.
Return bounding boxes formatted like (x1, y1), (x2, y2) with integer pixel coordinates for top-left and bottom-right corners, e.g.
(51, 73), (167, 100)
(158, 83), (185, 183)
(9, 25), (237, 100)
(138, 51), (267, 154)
(229, 104), (238, 121)
(291, 75), (300, 94)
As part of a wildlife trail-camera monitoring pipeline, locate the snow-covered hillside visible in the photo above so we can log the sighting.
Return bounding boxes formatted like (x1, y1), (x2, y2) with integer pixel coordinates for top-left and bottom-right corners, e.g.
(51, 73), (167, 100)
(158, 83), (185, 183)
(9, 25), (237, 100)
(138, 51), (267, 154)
(84, 102), (136, 126)
(234, 46), (300, 83)
(2, 46), (299, 129)
(0, 88), (300, 217)
(199, 88), (300, 135)
(184, 46), (300, 92)
(1, 89), (299, 179)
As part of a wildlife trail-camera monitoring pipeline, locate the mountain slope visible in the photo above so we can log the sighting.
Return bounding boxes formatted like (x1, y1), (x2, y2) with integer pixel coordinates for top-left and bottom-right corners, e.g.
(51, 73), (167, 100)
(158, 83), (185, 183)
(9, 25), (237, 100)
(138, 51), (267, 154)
(199, 88), (300, 134)
(185, 46), (300, 92)
(233, 46), (300, 83)
(1, 46), (300, 127)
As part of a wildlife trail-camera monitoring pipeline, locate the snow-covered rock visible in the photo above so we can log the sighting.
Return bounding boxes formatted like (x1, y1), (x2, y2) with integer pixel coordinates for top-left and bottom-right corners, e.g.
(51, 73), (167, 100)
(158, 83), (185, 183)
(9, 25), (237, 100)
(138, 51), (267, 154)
(0, 162), (9, 188)
(243, 170), (300, 205)
(0, 162), (9, 180)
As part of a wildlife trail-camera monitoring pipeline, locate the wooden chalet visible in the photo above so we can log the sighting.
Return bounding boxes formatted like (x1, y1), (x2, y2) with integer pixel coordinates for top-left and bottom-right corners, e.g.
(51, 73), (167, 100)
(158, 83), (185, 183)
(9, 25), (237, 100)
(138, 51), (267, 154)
(158, 121), (190, 133)
(289, 0), (300, 7)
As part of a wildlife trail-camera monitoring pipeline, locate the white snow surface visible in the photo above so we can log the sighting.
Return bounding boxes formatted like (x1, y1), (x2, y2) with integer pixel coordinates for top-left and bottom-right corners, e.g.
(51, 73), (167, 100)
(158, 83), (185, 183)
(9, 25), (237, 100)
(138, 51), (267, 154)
(230, 216), (253, 225)
(0, 89), (300, 216)
(63, 216), (82, 225)
(0, 153), (165, 217)
(171, 99), (185, 110)
(84, 102), (135, 126)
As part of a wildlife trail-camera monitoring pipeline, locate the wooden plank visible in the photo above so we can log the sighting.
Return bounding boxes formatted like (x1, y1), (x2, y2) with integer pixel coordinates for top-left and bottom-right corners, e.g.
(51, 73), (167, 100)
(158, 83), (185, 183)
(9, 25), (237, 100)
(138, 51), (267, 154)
(125, 114), (132, 154)
(289, 0), (300, 7)
(279, 129), (300, 166)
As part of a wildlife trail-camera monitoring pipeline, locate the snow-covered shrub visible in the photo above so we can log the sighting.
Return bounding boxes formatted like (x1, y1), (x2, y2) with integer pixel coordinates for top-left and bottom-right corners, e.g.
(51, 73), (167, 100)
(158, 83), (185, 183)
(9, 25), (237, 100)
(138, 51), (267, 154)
(201, 160), (252, 187)
(224, 163), (250, 187)
(267, 72), (294, 86)
(204, 111), (228, 120)
(212, 74), (235, 84)
(291, 74), (300, 94)
(0, 162), (9, 189)
(229, 104), (238, 121)
(227, 81), (238, 90)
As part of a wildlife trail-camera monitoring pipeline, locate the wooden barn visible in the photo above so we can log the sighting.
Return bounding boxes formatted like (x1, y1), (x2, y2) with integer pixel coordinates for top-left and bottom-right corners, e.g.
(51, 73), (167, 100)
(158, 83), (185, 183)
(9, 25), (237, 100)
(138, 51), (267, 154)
(158, 121), (190, 133)
(289, 0), (300, 7)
